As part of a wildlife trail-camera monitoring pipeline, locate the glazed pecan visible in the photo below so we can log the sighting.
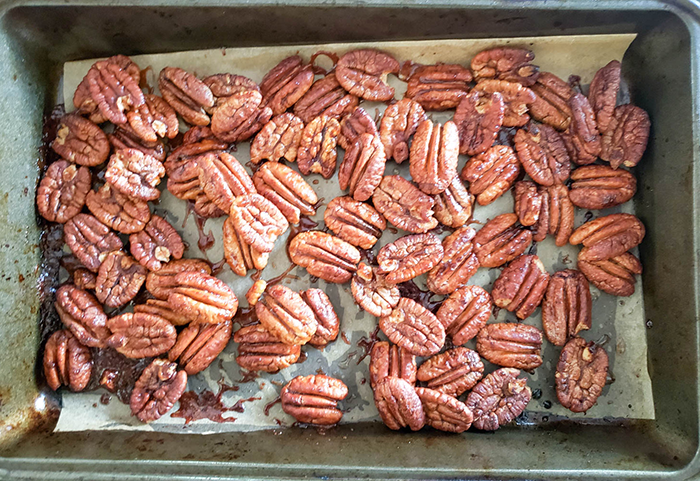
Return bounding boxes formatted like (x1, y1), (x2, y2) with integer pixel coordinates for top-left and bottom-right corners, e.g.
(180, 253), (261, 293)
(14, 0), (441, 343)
(168, 320), (232, 375)
(296, 115), (341, 179)
(234, 324), (301, 373)
(466, 368), (531, 431)
(409, 120), (459, 195)
(529, 72), (574, 131)
(556, 337), (609, 413)
(476, 323), (543, 370)
(197, 151), (256, 214)
(324, 196), (386, 249)
(473, 79), (536, 127)
(404, 63), (473, 111)
(436, 285), (492, 345)
(377, 233), (444, 284)
(109, 125), (167, 162)
(134, 299), (191, 326)
(107, 311), (177, 358)
(600, 105), (651, 169)
(542, 269), (591, 346)
(229, 194), (289, 253)
(158, 67), (215, 126)
(513, 181), (542, 227)
(453, 90), (504, 156)
(254, 161), (317, 224)
(168, 271), (239, 324)
(569, 213), (645, 262)
(86, 183), (150, 234)
(51, 114), (110, 166)
(129, 215), (185, 271)
(336, 49), (400, 101)
(569, 164), (636, 210)
(374, 376), (425, 431)
(73, 268), (96, 291)
(471, 47), (539, 86)
(43, 329), (92, 392)
(531, 184), (575, 246)
(130, 359), (187, 423)
(461, 145), (520, 205)
(427, 227), (479, 295)
(165, 145), (225, 201)
(222, 216), (269, 276)
(302, 288), (340, 348)
(563, 93), (602, 165)
(294, 72), (359, 123)
(338, 133), (387, 201)
(64, 214), (123, 272)
(351, 262), (400, 317)
(281, 374), (348, 425)
(473, 213), (532, 268)
(145, 259), (212, 300)
(588, 60), (621, 133)
(369, 341), (416, 388)
(416, 387), (473, 433)
(338, 107), (378, 151)
(491, 254), (550, 319)
(193, 192), (227, 219)
(211, 90), (273, 143)
(95, 251), (147, 308)
(379, 98), (426, 163)
(126, 95), (179, 144)
(246, 280), (267, 307)
(372, 175), (438, 233)
(203, 73), (259, 104)
(55, 284), (110, 347)
(104, 149), (165, 201)
(514, 122), (571, 186)
(433, 177), (475, 228)
(417, 347), (484, 397)
(379, 297), (445, 356)
(37, 160), (91, 224)
(578, 252), (642, 297)
(256, 284), (317, 345)
(249, 113), (305, 164)
(288, 231), (360, 283)
(87, 58), (145, 125)
(259, 55), (314, 115)
(74, 55), (139, 123)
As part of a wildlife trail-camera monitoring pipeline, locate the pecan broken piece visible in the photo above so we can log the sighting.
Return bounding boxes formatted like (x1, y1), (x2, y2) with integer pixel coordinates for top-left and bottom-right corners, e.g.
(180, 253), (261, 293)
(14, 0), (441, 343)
(563, 93), (602, 165)
(85, 183), (150, 234)
(130, 359), (187, 423)
(476, 323), (543, 370)
(129, 215), (185, 271)
(73, 268), (96, 291)
(432, 177), (475, 229)
(256, 284), (317, 346)
(64, 213), (123, 272)
(569, 213), (645, 262)
(491, 254), (550, 320)
(568, 164), (636, 210)
(409, 119), (459, 195)
(338, 132), (387, 201)
(55, 284), (110, 348)
(167, 271), (239, 324)
(374, 376), (425, 431)
(453, 90), (505, 156)
(379, 98), (427, 163)
(514, 122), (571, 186)
(234, 324), (301, 373)
(378, 233), (444, 284)
(466, 368), (531, 431)
(417, 347), (484, 397)
(296, 115), (341, 179)
(253, 161), (317, 225)
(281, 374), (348, 425)
(197, 151), (256, 214)
(259, 55), (314, 116)
(372, 175), (438, 233)
(529, 72), (574, 131)
(427, 226), (480, 295)
(416, 387), (474, 433)
(473, 79), (536, 127)
(145, 258), (212, 300)
(229, 194), (289, 253)
(588, 60), (621, 133)
(336, 49), (400, 101)
(104, 148), (165, 201)
(168, 320), (232, 375)
(37, 160), (91, 224)
(600, 105), (650, 169)
(436, 285), (492, 345)
(461, 144), (520, 206)
(293, 72), (359, 123)
(250, 113), (305, 164)
(158, 67), (215, 126)
(302, 288), (340, 348)
(379, 297), (445, 357)
(95, 251), (147, 308)
(404, 63), (473, 111)
(288, 231), (360, 283)
(556, 337), (609, 413)
(43, 329), (92, 392)
(351, 262), (400, 317)
(127, 94), (179, 143)
(222, 216), (269, 277)
(88, 58), (145, 125)
(52, 114), (110, 166)
(542, 269), (592, 346)
(473, 213), (532, 268)
(471, 47), (539, 86)
(513, 181), (542, 227)
(211, 90), (273, 143)
(324, 196), (386, 249)
(369, 341), (416, 388)
(578, 252), (642, 297)
(107, 311), (177, 358)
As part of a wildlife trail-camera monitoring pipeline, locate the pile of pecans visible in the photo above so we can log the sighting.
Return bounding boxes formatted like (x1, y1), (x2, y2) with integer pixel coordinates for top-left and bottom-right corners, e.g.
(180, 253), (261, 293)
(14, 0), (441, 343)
(38, 46), (649, 430)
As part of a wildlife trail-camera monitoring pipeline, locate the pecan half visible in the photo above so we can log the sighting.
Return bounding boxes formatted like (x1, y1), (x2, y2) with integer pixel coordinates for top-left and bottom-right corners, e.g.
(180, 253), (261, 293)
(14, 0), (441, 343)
(415, 387), (473, 433)
(563, 93), (602, 165)
(513, 181), (542, 227)
(531, 184), (575, 246)
(476, 323), (543, 370)
(379, 297), (445, 356)
(514, 122), (571, 186)
(379, 98), (427, 163)
(417, 347), (484, 397)
(409, 120), (459, 195)
(569, 164), (636, 210)
(453, 90), (505, 156)
(158, 67), (214, 126)
(104, 148), (165, 201)
(294, 72), (359, 123)
(127, 94), (179, 143)
(74, 55), (139, 123)
(336, 49), (400, 101)
(351, 262), (400, 317)
(324, 196), (386, 249)
(339, 133), (387, 201)
(427, 227), (479, 295)
(109, 125), (166, 162)
(302, 289), (339, 348)
(95, 251), (148, 308)
(288, 231), (360, 283)
(433, 177), (475, 228)
(134, 299), (191, 326)
(436, 285), (492, 345)
(88, 59), (145, 125)
(129, 215), (185, 271)
(222, 216), (269, 277)
(404, 63), (473, 111)
(229, 194), (289, 253)
(473, 213), (532, 268)
(377, 233), (444, 284)
(73, 268), (97, 291)
(211, 90), (273, 143)
(43, 329), (92, 392)
(338, 107), (378, 151)
(471, 47), (539, 86)
(369, 341), (416, 388)
(167, 271), (239, 324)
(372, 175), (438, 233)
(529, 72), (574, 131)
(55, 284), (110, 347)
(296, 115), (341, 179)
(473, 79), (536, 127)
(253, 161), (317, 225)
(281, 374), (348, 425)
(578, 252), (642, 297)
(107, 311), (177, 358)
(86, 183), (150, 234)
(542, 269), (591, 346)
(37, 160), (91, 224)
(461, 145), (520, 205)
(256, 284), (317, 345)
(374, 376), (425, 431)
(259, 55), (314, 115)
(168, 320), (232, 375)
(64, 214), (123, 272)
(165, 142), (226, 201)
(600, 105), (651, 169)
(52, 114), (110, 166)
(491, 254), (550, 320)
(249, 113), (305, 164)
(556, 337), (609, 412)
(569, 213), (645, 262)
(234, 324), (301, 373)
(203, 73), (259, 104)
(145, 259), (212, 300)
(197, 151), (256, 214)
(466, 368), (531, 431)
(130, 359), (187, 423)
(588, 60), (621, 133)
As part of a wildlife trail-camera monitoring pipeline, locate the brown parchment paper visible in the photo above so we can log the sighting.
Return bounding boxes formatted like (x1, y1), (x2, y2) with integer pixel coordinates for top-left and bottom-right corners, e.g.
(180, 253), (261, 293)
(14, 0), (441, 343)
(55, 34), (654, 434)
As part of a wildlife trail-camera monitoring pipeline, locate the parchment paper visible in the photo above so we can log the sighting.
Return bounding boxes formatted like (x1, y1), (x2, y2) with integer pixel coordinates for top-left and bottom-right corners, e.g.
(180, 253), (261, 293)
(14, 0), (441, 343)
(56, 34), (654, 434)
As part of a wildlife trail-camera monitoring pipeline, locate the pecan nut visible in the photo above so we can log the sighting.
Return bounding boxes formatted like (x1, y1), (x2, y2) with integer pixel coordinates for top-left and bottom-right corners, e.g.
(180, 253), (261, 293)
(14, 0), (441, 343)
(127, 94), (179, 143)
(302, 288), (339, 348)
(377, 233), (444, 284)
(158, 67), (214, 126)
(167, 271), (239, 324)
(255, 284), (317, 346)
(453, 90), (505, 156)
(556, 337), (609, 412)
(372, 175), (438, 233)
(513, 181), (542, 227)
(288, 231), (360, 283)
(461, 145), (520, 205)
(415, 387), (474, 433)
(109, 125), (166, 162)
(107, 311), (177, 358)
(74, 55), (139, 123)
(234, 324), (301, 373)
(168, 320), (232, 375)
(130, 359), (187, 423)
(578, 252), (642, 297)
(145, 259), (212, 300)
(104, 148), (165, 201)
(211, 90), (273, 143)
(95, 251), (147, 308)
(55, 284), (110, 347)
(37, 160), (91, 224)
(88, 59), (145, 125)
(436, 285), (492, 345)
(43, 329), (92, 392)
(379, 98), (426, 163)
(198, 151), (256, 214)
(229, 194), (289, 253)
(86, 183), (150, 234)
(379, 297), (445, 356)
(134, 299), (191, 326)
(293, 72), (359, 123)
(73, 268), (97, 291)
(473, 79), (536, 127)
(417, 347), (484, 397)
(600, 105), (650, 169)
(409, 119), (459, 195)
(339, 107), (378, 151)
(254, 161), (318, 225)
(476, 323), (543, 370)
(336, 49), (399, 101)
(338, 133), (387, 201)
(569, 164), (636, 210)
(471, 47), (539, 86)
(369, 341), (416, 389)
(588, 60), (621, 133)
(404, 63), (473, 111)
(529, 72), (574, 131)
(129, 215), (185, 271)
(514, 122), (571, 186)
(324, 196), (386, 249)
(563, 93), (602, 165)
(52, 114), (110, 166)
(466, 368), (531, 431)
(281, 374), (348, 425)
(473, 213), (532, 268)
(491, 254), (550, 320)
(222, 216), (269, 277)
(433, 177), (475, 228)
(531, 184), (575, 246)
(203, 73), (259, 104)
(259, 55), (314, 115)
(296, 115), (341, 179)
(373, 376), (425, 431)
(246, 280), (267, 307)
(351, 262), (400, 317)
(64, 214), (123, 272)
(427, 226), (480, 295)
(542, 269), (592, 346)
(249, 113), (305, 164)
(569, 213), (645, 262)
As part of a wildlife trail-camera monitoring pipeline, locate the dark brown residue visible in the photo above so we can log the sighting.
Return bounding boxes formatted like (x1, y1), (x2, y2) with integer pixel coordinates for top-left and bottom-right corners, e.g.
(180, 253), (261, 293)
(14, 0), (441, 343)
(263, 396), (282, 416)
(356, 325), (381, 364)
(341, 331), (351, 345)
(89, 348), (153, 404)
(237, 369), (260, 383)
(296, 351), (308, 364)
(233, 307), (258, 327)
(397, 279), (443, 313)
(171, 384), (242, 425)
(359, 248), (377, 265)
(266, 263), (300, 288)
(210, 258), (227, 276)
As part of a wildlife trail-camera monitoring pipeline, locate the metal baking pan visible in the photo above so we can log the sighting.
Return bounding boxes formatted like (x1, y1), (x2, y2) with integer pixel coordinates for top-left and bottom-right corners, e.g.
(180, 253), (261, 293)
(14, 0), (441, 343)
(0, 0), (698, 479)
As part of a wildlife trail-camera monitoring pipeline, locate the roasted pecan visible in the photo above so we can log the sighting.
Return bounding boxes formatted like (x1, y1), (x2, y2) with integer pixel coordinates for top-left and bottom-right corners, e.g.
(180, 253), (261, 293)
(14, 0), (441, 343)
(404, 63), (473, 111)
(415, 387), (474, 433)
(222, 216), (269, 276)
(433, 177), (475, 228)
(74, 55), (139, 123)
(259, 55), (314, 115)
(168, 320), (232, 375)
(288, 231), (360, 283)
(379, 98), (426, 163)
(145, 259), (212, 300)
(229, 194), (289, 253)
(256, 284), (317, 345)
(473, 80), (536, 127)
(473, 213), (532, 268)
(542, 269), (591, 346)
(556, 337), (609, 412)
(296, 115), (341, 179)
(369, 341), (416, 388)
(86, 183), (150, 234)
(130, 359), (187, 423)
(211, 90), (273, 143)
(234, 324), (301, 372)
(127, 94), (179, 143)
(514, 122), (571, 186)
(165, 153), (212, 201)
(379, 297), (445, 356)
(373, 376), (425, 431)
(417, 347), (484, 397)
(409, 120), (459, 195)
(203, 73), (259, 104)
(569, 164), (636, 210)
(600, 105), (650, 169)
(453, 90), (504, 156)
(37, 160), (91, 224)
(104, 148), (165, 201)
(87, 58), (145, 125)
(109, 125), (167, 162)
(436, 285), (492, 345)
(338, 107), (378, 151)
(461, 145), (520, 205)
(427, 226), (480, 295)
(531, 184), (575, 246)
(197, 151), (256, 213)
(250, 113), (304, 164)
(569, 213), (645, 262)
(563, 93), (602, 165)
(246, 280), (267, 307)
(377, 233), (444, 284)
(351, 262), (400, 317)
(491, 254), (550, 319)
(253, 161), (318, 224)
(158, 67), (214, 126)
(372, 175), (438, 233)
(193, 193), (227, 218)
(588, 60), (621, 133)
(95, 251), (147, 308)
(294, 72), (358, 123)
(73, 268), (96, 291)
(281, 374), (348, 425)
(336, 49), (400, 101)
(167, 271), (238, 324)
(513, 181), (542, 227)
(51, 114), (110, 166)
(471, 47), (539, 86)
(324, 196), (386, 249)
(578, 252), (642, 297)
(529, 72), (574, 131)
(64, 214), (123, 272)
(338, 133), (387, 201)
(302, 289), (339, 348)
(43, 329), (92, 392)
(476, 323), (543, 370)
(134, 299), (191, 326)
(466, 368), (531, 431)
(107, 311), (177, 358)
(55, 284), (110, 347)
(129, 215), (185, 271)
